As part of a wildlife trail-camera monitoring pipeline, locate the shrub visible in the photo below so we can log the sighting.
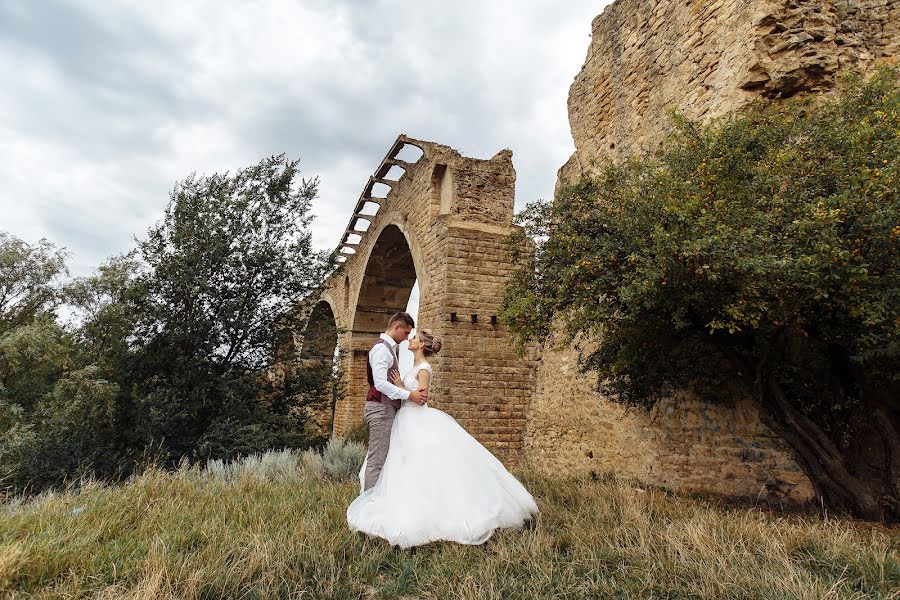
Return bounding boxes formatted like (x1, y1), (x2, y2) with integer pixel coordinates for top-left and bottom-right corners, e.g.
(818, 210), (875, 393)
(321, 438), (365, 481)
(503, 68), (900, 522)
(343, 420), (369, 444)
(298, 448), (325, 476)
(201, 449), (304, 483)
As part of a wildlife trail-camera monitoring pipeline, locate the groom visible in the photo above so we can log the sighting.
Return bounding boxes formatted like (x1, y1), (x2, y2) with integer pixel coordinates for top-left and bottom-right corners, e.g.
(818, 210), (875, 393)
(363, 311), (428, 490)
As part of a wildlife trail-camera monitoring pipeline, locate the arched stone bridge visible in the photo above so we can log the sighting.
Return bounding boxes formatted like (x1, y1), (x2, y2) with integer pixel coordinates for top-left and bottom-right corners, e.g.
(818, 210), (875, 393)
(307, 135), (534, 464)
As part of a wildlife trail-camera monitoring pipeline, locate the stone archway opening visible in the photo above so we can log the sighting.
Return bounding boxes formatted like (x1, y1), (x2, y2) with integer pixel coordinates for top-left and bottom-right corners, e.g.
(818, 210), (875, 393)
(352, 225), (417, 337)
(301, 301), (339, 366)
(293, 300), (340, 438)
(343, 224), (419, 428)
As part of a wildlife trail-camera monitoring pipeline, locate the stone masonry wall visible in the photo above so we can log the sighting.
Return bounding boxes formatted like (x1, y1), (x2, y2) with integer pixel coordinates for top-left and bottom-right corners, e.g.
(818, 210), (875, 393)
(528, 0), (897, 503)
(527, 333), (812, 503)
(431, 222), (533, 463)
(323, 136), (533, 465)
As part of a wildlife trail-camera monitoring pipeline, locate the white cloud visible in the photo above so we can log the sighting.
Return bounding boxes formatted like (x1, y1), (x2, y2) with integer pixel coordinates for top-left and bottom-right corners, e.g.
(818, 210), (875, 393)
(0, 0), (610, 276)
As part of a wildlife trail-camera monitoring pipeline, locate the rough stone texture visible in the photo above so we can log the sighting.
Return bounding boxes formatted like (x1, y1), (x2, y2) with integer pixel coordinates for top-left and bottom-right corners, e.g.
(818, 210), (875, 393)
(526, 333), (813, 503)
(534, 0), (898, 503)
(315, 136), (534, 465)
(561, 0), (899, 184)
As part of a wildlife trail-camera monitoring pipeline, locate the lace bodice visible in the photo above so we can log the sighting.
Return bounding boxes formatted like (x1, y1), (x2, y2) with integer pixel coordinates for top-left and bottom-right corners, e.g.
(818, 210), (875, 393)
(402, 362), (432, 393)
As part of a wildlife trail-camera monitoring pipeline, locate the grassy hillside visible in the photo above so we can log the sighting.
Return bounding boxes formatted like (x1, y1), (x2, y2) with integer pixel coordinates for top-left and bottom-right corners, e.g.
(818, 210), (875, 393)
(1, 448), (897, 599)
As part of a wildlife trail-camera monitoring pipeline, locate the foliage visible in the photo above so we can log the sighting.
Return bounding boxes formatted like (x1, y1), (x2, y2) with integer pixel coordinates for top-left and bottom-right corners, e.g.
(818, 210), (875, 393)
(0, 234), (94, 490)
(0, 316), (72, 415)
(201, 448), (306, 482)
(64, 252), (142, 370)
(502, 68), (900, 521)
(321, 437), (366, 481)
(0, 238), (139, 491)
(0, 459), (896, 598)
(0, 233), (66, 336)
(21, 366), (121, 489)
(344, 419), (369, 444)
(0, 234), (70, 414)
(125, 154), (334, 463)
(135, 154), (329, 373)
(0, 154), (339, 493)
(0, 399), (34, 487)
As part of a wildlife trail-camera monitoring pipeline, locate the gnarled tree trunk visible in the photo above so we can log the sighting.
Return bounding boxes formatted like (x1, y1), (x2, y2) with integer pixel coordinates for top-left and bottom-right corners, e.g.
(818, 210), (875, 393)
(756, 375), (898, 522)
(721, 343), (898, 522)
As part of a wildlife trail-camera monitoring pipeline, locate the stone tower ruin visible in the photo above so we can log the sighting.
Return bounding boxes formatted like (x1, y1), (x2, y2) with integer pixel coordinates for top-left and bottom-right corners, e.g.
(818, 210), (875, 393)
(312, 136), (533, 465)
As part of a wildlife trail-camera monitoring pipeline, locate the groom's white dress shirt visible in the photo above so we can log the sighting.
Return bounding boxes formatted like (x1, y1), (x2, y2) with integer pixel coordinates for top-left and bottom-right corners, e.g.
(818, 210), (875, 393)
(370, 333), (410, 401)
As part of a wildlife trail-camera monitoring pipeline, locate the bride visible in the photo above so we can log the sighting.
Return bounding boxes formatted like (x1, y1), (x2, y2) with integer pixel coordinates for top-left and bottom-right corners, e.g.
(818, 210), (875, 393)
(346, 328), (539, 548)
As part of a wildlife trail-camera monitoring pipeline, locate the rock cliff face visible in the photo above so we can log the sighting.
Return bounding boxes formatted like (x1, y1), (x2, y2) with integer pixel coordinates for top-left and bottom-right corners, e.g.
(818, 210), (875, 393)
(561, 0), (899, 183)
(525, 0), (897, 503)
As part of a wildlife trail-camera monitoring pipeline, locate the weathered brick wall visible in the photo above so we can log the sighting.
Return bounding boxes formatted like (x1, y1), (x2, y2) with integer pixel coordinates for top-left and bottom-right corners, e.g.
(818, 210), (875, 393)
(322, 136), (533, 463)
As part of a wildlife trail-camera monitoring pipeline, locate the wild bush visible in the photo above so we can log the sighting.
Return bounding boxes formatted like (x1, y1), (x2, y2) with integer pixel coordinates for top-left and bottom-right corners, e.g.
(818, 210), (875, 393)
(503, 68), (900, 522)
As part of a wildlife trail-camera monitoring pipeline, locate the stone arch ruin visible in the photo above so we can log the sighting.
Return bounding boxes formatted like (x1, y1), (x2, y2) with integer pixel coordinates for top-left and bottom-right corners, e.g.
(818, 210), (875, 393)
(293, 0), (897, 503)
(269, 298), (341, 439)
(316, 135), (533, 464)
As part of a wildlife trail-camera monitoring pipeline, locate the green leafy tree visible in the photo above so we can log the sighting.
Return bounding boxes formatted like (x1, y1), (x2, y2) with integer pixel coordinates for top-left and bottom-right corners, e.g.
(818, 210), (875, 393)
(65, 252), (142, 371)
(0, 233), (122, 490)
(0, 397), (35, 488)
(23, 365), (121, 488)
(503, 69), (900, 521)
(0, 233), (70, 489)
(0, 233), (69, 413)
(0, 153), (337, 492)
(0, 233), (67, 335)
(130, 155), (333, 462)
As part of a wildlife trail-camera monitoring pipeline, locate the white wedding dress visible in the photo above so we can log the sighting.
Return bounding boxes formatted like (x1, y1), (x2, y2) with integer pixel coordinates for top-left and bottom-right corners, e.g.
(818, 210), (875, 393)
(346, 361), (539, 548)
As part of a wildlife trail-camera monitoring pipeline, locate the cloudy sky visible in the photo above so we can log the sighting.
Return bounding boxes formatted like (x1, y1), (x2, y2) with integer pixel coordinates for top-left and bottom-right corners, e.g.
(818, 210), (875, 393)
(1, 0), (610, 277)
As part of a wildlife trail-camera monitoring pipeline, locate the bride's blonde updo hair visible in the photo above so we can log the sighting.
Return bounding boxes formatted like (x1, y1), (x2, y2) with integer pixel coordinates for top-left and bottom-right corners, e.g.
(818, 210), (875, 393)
(418, 329), (443, 356)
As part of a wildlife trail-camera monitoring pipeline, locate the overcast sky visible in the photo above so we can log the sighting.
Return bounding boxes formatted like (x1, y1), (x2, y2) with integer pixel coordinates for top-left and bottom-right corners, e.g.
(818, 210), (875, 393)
(1, 0), (610, 277)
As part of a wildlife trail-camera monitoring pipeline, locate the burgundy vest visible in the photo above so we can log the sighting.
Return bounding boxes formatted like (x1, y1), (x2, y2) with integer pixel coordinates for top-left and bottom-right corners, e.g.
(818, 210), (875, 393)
(366, 337), (402, 410)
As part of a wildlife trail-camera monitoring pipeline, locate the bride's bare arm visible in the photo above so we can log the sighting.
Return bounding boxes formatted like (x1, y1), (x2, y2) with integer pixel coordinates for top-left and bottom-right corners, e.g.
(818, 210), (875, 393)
(416, 370), (431, 397)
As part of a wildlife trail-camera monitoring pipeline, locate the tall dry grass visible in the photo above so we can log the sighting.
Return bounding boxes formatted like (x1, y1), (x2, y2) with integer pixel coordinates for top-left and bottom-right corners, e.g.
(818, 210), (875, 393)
(1, 449), (896, 599)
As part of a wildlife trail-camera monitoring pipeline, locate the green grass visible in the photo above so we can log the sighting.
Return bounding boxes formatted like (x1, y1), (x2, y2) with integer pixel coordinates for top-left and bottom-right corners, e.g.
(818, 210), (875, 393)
(1, 451), (897, 599)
